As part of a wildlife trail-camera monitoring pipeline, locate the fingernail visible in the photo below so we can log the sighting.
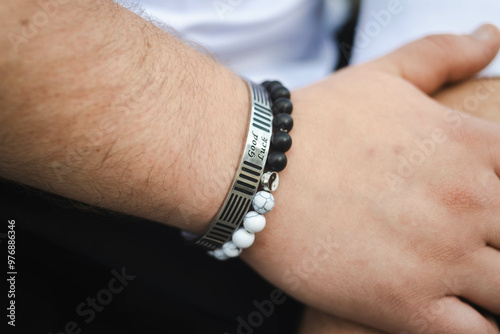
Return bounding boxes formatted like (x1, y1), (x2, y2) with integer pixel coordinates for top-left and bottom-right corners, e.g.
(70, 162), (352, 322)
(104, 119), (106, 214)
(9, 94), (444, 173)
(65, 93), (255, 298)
(472, 24), (495, 40)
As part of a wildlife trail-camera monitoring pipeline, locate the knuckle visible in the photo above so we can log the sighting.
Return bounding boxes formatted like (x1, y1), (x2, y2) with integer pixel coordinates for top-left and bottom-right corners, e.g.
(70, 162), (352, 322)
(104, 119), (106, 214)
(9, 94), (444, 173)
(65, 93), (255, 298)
(421, 34), (447, 47)
(420, 35), (453, 60)
(435, 180), (491, 212)
(446, 121), (482, 149)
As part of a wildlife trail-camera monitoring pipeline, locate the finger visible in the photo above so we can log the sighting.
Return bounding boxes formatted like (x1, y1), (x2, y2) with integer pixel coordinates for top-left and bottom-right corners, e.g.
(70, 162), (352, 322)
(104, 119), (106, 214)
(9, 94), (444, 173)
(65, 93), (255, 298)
(363, 24), (500, 94)
(480, 120), (500, 181)
(410, 297), (500, 334)
(464, 115), (500, 183)
(433, 78), (500, 123)
(457, 247), (500, 315)
(298, 307), (386, 334)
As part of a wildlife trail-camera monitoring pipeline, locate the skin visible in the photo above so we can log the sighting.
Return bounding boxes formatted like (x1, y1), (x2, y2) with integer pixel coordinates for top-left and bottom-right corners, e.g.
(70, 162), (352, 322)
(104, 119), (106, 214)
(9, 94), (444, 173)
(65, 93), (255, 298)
(0, 0), (249, 233)
(298, 77), (500, 333)
(242, 28), (500, 333)
(299, 307), (498, 334)
(0, 1), (499, 333)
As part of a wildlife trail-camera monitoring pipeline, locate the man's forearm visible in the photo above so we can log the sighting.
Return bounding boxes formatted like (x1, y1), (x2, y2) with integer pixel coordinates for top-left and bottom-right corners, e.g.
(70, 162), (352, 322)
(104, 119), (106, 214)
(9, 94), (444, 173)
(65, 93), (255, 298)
(0, 0), (249, 232)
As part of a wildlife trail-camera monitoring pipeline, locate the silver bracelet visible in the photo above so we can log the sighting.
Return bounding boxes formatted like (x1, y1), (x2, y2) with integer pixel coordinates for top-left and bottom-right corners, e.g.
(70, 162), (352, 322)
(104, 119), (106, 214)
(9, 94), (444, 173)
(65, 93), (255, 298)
(194, 80), (273, 250)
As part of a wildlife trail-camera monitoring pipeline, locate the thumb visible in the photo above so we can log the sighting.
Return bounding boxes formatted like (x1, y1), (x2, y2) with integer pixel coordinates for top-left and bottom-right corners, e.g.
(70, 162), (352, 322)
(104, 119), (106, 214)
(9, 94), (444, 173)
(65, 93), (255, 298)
(363, 24), (500, 94)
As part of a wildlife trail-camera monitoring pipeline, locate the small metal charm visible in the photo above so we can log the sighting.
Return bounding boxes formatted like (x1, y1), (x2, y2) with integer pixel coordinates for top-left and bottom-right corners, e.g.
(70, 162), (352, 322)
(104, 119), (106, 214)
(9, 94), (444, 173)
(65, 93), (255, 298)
(261, 171), (279, 192)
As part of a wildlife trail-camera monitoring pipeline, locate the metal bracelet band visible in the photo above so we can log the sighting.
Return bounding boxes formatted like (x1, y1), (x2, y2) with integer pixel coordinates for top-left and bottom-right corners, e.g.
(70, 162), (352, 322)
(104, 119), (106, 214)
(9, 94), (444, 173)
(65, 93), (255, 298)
(195, 80), (273, 250)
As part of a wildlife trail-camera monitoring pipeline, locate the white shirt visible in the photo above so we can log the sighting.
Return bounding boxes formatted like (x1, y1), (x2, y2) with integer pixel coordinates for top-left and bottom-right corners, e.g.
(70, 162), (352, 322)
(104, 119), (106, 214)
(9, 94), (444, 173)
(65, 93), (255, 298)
(135, 0), (500, 87)
(135, 0), (349, 89)
(351, 0), (500, 78)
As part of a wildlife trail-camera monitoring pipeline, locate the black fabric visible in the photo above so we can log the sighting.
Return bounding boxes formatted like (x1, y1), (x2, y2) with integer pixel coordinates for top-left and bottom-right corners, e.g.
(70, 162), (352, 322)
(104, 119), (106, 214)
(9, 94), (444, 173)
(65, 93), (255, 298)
(335, 0), (360, 70)
(0, 181), (303, 334)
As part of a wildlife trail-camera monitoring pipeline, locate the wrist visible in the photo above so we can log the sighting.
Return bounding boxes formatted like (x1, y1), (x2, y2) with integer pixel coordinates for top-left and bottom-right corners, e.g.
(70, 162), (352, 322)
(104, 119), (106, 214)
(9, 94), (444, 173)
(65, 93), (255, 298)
(169, 66), (251, 233)
(239, 85), (313, 272)
(196, 79), (294, 258)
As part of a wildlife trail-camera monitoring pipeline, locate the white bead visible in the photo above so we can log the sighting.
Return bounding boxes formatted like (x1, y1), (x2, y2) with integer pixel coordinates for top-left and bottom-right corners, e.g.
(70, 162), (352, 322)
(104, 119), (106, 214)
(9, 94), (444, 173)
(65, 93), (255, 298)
(252, 191), (275, 214)
(243, 211), (266, 233)
(232, 228), (255, 248)
(222, 241), (242, 258)
(208, 249), (228, 261)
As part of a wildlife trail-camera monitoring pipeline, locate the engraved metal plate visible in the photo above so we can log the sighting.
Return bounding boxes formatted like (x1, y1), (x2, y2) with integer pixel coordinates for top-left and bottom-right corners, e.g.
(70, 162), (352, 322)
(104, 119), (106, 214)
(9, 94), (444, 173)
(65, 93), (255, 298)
(195, 81), (273, 250)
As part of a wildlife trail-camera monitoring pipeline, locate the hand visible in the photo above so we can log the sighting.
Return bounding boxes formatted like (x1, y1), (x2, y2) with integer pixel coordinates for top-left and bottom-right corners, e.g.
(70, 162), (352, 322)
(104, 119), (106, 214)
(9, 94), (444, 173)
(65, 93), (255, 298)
(297, 76), (500, 334)
(434, 78), (500, 124)
(242, 25), (500, 334)
(297, 307), (499, 334)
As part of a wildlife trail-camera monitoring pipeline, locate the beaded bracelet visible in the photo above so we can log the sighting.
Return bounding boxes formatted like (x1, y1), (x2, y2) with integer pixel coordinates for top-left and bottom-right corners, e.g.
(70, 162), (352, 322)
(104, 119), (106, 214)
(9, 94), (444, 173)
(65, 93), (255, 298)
(207, 80), (294, 261)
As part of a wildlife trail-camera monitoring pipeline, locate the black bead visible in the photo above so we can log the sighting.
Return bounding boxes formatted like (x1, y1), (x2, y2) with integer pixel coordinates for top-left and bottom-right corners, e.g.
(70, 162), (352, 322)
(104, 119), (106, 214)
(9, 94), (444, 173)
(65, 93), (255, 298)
(273, 113), (293, 132)
(267, 81), (283, 93)
(272, 98), (293, 115)
(271, 86), (290, 101)
(267, 151), (287, 172)
(271, 132), (292, 152)
(261, 80), (272, 89)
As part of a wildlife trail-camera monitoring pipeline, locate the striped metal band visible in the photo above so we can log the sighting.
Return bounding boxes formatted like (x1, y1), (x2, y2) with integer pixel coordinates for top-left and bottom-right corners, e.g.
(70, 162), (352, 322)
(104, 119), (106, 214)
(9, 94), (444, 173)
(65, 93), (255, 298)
(195, 80), (273, 250)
